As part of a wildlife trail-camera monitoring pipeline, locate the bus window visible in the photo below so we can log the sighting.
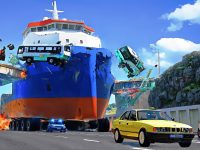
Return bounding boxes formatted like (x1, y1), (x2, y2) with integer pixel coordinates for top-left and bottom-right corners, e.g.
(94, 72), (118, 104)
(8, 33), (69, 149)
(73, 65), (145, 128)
(29, 47), (37, 52)
(24, 47), (29, 52)
(17, 46), (24, 54)
(37, 47), (45, 52)
(56, 46), (61, 53)
(46, 47), (53, 51)
(51, 46), (61, 54)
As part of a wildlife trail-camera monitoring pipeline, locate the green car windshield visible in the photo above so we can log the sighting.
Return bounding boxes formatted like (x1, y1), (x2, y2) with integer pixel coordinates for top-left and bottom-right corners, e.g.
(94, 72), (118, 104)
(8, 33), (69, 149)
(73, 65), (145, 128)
(137, 110), (172, 121)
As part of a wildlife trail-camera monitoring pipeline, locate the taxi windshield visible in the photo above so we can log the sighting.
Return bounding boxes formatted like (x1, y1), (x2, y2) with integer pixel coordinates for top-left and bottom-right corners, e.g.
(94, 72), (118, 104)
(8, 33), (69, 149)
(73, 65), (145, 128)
(137, 110), (172, 121)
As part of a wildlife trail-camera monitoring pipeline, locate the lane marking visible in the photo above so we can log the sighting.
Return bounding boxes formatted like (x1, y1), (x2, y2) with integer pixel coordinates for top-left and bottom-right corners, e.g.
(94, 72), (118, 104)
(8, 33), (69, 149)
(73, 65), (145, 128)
(83, 139), (100, 143)
(131, 147), (153, 150)
(192, 140), (200, 144)
(40, 133), (47, 136)
(55, 135), (69, 139)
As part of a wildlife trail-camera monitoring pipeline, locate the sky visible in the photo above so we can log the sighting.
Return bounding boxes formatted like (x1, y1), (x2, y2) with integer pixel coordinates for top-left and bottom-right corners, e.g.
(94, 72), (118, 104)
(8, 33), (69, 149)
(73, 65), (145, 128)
(0, 0), (200, 104)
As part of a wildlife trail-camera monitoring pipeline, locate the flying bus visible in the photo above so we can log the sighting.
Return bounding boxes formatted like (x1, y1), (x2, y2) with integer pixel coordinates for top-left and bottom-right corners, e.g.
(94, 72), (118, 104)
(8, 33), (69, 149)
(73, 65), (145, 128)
(17, 45), (71, 65)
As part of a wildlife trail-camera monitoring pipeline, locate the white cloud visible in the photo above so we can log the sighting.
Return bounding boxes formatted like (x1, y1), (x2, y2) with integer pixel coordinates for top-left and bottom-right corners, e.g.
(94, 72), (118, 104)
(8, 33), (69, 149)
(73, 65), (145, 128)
(146, 58), (172, 69)
(141, 48), (170, 69)
(150, 38), (200, 53)
(164, 0), (200, 31)
(160, 60), (173, 68)
(142, 38), (200, 70)
(160, 52), (166, 59)
(146, 58), (156, 67)
(167, 22), (183, 32)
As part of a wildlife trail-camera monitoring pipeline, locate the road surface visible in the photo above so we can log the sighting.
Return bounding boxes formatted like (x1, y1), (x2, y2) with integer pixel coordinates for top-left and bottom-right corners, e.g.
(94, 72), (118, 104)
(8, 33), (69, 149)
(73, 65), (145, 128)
(0, 131), (200, 150)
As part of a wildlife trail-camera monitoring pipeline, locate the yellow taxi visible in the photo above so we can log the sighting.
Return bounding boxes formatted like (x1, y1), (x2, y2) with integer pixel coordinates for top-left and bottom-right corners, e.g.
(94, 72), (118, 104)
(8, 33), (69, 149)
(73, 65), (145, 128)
(112, 109), (195, 147)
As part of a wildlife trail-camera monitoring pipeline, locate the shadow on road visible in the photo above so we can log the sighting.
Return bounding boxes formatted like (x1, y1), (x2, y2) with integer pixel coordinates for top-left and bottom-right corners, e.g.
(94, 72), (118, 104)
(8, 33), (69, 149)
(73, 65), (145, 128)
(122, 140), (159, 149)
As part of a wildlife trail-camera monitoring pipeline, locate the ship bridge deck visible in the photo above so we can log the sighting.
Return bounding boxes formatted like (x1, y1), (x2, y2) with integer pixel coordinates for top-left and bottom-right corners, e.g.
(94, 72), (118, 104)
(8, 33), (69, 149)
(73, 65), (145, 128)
(0, 64), (26, 86)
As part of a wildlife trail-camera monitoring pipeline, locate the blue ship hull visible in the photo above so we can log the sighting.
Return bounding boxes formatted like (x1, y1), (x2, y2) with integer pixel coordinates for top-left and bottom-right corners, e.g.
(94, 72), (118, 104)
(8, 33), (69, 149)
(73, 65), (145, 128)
(2, 46), (114, 120)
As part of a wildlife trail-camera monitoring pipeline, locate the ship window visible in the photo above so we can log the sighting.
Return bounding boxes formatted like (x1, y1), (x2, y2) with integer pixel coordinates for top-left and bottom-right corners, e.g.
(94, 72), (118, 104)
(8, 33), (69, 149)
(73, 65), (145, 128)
(48, 24), (55, 30)
(80, 40), (83, 44)
(48, 24), (52, 30)
(37, 27), (43, 32)
(31, 28), (36, 32)
(69, 24), (75, 30)
(56, 24), (62, 30)
(63, 24), (69, 29)
(66, 39), (69, 43)
(43, 26), (47, 31)
(75, 25), (82, 30)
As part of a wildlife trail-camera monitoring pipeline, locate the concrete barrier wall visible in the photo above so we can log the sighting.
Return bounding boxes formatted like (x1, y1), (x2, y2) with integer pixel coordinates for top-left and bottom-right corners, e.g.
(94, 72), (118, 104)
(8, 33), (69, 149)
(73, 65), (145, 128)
(160, 105), (200, 132)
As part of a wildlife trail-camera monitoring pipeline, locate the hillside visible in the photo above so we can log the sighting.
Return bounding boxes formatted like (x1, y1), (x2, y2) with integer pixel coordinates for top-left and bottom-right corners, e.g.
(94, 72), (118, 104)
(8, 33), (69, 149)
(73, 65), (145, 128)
(149, 51), (200, 109)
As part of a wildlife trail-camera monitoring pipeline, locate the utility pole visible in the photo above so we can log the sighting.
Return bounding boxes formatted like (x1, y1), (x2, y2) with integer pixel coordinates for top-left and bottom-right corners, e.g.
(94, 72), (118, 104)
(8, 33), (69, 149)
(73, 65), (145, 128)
(151, 45), (161, 78)
(157, 48), (160, 77)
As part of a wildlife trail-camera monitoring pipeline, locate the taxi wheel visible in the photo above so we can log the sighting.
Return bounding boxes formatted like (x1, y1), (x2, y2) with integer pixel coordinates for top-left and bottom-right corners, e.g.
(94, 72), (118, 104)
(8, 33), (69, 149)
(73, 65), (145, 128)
(114, 129), (124, 143)
(178, 141), (192, 147)
(138, 130), (150, 147)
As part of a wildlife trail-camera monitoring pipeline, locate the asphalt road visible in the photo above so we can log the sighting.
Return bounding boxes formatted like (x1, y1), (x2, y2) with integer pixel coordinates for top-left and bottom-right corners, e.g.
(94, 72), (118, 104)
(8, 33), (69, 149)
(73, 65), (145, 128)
(0, 131), (200, 150)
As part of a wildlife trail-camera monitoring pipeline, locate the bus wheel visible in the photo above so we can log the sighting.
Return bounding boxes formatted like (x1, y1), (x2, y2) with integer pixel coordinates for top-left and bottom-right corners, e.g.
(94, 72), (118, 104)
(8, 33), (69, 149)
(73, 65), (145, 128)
(26, 57), (33, 65)
(48, 58), (55, 65)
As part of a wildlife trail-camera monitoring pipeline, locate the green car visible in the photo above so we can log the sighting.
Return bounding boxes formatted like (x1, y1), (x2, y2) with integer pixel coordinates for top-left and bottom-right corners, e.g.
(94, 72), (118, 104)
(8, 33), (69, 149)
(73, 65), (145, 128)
(116, 46), (145, 78)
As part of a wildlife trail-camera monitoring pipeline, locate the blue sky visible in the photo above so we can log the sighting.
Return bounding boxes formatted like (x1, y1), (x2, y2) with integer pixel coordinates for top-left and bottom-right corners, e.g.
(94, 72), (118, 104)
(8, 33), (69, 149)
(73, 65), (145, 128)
(0, 0), (200, 104)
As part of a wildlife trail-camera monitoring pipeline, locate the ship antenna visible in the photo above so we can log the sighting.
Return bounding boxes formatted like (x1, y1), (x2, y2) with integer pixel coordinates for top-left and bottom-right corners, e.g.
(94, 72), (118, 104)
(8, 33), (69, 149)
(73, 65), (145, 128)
(46, 0), (64, 20)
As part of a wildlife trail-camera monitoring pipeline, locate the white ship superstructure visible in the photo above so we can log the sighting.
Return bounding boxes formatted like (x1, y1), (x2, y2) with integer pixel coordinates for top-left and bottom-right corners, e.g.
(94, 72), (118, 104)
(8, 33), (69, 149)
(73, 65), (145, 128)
(22, 1), (101, 48)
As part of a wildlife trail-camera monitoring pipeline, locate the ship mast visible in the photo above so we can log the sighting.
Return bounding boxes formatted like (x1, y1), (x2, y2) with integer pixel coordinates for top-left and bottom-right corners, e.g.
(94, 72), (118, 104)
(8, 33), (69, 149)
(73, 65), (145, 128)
(46, 0), (64, 20)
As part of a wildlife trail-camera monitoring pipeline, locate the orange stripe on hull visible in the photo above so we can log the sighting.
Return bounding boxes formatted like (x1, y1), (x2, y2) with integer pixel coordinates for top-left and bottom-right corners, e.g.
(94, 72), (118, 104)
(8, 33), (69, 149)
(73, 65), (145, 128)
(2, 98), (109, 120)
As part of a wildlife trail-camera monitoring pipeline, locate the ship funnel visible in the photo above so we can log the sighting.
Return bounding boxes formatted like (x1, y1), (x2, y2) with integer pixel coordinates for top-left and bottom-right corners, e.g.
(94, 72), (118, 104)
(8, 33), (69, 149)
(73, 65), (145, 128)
(46, 0), (64, 20)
